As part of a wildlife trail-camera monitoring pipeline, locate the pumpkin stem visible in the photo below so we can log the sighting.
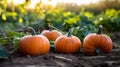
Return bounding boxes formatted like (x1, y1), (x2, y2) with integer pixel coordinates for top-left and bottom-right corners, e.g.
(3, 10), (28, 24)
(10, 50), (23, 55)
(28, 27), (37, 35)
(48, 23), (52, 31)
(67, 28), (73, 37)
(97, 25), (103, 34)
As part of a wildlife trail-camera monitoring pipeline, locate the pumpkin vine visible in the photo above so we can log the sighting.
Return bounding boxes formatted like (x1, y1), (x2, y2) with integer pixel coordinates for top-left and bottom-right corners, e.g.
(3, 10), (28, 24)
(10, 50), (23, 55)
(28, 27), (37, 35)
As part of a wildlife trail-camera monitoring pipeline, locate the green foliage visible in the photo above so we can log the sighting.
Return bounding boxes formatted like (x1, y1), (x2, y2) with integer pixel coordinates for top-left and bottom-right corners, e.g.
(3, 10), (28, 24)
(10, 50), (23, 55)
(94, 9), (120, 32)
(0, 0), (120, 33)
(8, 30), (24, 38)
(8, 30), (26, 46)
(0, 30), (26, 46)
(69, 10), (96, 41)
(72, 25), (97, 42)
(44, 9), (64, 28)
(0, 43), (9, 59)
(28, 19), (47, 31)
(0, 30), (27, 59)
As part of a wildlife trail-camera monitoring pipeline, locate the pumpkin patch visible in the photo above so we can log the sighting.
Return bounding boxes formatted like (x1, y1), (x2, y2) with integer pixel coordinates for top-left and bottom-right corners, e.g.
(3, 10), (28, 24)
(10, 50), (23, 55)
(0, 1), (120, 66)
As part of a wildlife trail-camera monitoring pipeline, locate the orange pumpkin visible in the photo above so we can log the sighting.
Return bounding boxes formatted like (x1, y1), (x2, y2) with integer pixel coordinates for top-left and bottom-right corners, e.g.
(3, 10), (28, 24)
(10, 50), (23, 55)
(41, 30), (62, 41)
(19, 27), (50, 56)
(83, 25), (112, 55)
(55, 28), (81, 54)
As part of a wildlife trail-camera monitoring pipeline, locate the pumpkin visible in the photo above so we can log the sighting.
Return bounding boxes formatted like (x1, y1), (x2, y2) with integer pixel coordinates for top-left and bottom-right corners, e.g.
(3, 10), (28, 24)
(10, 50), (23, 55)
(55, 28), (81, 54)
(83, 25), (112, 55)
(41, 29), (62, 41)
(19, 27), (50, 56)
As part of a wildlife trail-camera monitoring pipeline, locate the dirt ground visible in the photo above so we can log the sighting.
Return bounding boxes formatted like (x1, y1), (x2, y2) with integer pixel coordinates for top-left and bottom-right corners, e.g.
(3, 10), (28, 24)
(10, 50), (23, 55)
(0, 32), (120, 67)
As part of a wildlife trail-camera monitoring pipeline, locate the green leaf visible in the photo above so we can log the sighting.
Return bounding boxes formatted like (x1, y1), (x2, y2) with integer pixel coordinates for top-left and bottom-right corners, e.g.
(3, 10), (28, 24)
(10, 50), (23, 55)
(0, 43), (9, 59)
(8, 30), (25, 38)
(0, 34), (10, 45)
(2, 13), (7, 21)
(13, 37), (21, 46)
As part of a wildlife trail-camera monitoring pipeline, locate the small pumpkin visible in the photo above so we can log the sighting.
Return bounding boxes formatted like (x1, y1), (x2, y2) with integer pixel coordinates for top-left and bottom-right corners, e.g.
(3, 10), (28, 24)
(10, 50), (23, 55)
(55, 28), (81, 54)
(19, 27), (50, 56)
(41, 26), (62, 41)
(83, 25), (112, 55)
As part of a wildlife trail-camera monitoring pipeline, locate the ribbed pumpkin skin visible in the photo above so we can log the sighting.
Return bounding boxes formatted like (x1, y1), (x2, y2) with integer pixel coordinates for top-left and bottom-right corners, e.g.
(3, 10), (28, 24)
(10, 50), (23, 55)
(55, 35), (81, 54)
(41, 30), (62, 41)
(83, 33), (112, 55)
(19, 35), (50, 56)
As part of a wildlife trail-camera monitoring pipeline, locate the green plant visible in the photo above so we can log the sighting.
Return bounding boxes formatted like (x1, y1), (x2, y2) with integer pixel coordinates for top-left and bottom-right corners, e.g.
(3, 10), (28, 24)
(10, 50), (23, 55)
(0, 43), (9, 59)
(94, 9), (120, 32)
(0, 30), (26, 59)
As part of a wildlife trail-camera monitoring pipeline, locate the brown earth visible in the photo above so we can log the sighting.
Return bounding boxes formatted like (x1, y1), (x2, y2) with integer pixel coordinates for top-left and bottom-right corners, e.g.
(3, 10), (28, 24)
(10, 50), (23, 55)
(0, 32), (120, 67)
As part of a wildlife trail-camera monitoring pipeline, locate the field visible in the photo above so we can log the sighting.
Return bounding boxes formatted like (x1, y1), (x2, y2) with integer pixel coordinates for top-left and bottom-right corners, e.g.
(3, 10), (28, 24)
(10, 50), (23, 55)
(0, 32), (119, 67)
(0, 0), (120, 67)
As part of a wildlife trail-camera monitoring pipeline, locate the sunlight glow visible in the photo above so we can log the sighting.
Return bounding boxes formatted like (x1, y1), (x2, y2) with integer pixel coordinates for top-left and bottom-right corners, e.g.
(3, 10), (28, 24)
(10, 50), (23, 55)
(42, 0), (100, 6)
(50, 0), (100, 5)
(29, 0), (40, 8)
(7, 0), (100, 9)
(7, 0), (25, 4)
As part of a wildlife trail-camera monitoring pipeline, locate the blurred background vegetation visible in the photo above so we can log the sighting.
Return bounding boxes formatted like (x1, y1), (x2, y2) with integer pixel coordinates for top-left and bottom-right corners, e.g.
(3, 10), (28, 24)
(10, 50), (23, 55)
(0, 0), (120, 36)
(0, 0), (120, 58)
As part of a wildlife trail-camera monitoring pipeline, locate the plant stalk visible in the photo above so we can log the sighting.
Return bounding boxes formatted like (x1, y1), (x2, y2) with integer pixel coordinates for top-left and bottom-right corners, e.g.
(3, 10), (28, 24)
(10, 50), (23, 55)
(48, 24), (65, 34)
(67, 28), (73, 37)
(48, 23), (52, 31)
(28, 27), (37, 35)
(97, 25), (103, 34)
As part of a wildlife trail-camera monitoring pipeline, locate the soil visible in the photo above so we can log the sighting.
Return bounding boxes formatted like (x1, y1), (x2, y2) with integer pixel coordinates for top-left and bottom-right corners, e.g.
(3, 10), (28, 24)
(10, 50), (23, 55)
(0, 32), (120, 67)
